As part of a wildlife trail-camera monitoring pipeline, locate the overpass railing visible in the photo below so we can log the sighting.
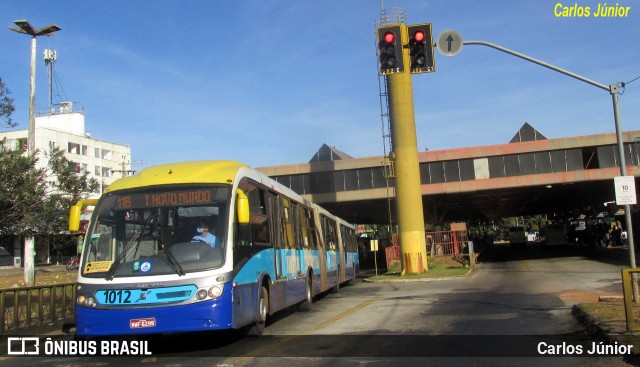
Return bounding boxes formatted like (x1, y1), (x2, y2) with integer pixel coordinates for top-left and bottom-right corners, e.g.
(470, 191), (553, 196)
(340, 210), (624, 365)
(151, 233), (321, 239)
(1, 283), (76, 334)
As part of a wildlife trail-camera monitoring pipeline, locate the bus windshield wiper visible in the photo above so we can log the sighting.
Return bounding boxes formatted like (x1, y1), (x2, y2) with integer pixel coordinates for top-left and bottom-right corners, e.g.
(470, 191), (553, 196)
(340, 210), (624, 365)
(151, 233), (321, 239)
(152, 231), (185, 276)
(105, 214), (153, 281)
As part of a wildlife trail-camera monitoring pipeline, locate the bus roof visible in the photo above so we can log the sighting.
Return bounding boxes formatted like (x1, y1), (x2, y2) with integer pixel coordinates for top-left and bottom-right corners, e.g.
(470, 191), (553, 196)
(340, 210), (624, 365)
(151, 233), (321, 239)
(104, 160), (249, 193)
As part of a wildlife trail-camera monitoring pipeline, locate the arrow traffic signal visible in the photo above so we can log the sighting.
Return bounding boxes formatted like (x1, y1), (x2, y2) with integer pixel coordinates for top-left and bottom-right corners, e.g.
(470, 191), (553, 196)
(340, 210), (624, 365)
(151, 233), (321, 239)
(407, 23), (435, 74)
(377, 25), (404, 75)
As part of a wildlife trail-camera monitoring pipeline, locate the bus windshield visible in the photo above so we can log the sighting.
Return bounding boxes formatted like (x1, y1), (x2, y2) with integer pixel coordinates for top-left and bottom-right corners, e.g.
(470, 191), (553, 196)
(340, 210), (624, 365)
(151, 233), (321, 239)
(81, 185), (230, 279)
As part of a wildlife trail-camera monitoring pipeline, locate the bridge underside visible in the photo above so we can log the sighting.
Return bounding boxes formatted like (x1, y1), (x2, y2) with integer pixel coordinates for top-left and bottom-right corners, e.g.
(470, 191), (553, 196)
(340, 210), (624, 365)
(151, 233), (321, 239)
(259, 130), (640, 225)
(315, 176), (633, 224)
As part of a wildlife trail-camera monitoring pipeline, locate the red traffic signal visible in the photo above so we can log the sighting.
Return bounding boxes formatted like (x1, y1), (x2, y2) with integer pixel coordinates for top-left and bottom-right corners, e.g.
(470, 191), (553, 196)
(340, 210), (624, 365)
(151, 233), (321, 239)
(413, 30), (425, 42)
(383, 31), (395, 43)
(407, 23), (435, 74)
(377, 25), (404, 75)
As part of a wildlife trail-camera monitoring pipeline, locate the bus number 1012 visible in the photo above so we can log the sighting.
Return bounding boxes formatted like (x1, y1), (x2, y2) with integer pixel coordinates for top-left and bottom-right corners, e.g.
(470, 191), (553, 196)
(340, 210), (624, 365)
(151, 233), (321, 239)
(103, 290), (132, 304)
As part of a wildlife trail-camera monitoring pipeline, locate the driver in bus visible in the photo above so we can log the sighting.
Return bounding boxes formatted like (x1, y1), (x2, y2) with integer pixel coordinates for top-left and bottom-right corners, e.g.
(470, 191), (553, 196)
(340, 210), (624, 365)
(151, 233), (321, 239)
(192, 225), (219, 248)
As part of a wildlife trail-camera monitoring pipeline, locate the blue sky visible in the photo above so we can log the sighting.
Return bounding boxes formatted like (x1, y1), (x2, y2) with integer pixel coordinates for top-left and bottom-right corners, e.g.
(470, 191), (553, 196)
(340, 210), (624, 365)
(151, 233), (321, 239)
(2, 1), (639, 169)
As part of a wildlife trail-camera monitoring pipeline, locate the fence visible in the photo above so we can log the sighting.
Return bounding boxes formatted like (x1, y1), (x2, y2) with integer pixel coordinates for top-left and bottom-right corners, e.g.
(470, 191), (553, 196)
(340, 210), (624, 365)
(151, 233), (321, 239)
(427, 230), (468, 257)
(1, 283), (76, 333)
(384, 230), (471, 269)
(621, 268), (640, 332)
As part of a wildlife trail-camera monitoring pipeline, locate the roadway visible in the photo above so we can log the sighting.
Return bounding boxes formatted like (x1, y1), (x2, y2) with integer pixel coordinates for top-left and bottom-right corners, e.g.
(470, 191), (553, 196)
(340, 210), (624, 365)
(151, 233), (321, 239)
(1, 244), (638, 366)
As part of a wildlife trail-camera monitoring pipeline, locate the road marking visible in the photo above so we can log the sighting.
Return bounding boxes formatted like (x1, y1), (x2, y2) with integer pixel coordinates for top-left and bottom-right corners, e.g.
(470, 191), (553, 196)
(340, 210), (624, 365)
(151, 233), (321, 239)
(520, 261), (532, 272)
(241, 296), (382, 359)
(313, 296), (381, 332)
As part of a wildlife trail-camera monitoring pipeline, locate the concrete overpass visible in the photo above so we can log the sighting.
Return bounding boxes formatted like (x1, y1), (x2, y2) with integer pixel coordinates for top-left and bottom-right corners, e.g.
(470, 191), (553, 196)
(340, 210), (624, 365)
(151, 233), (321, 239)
(257, 125), (640, 224)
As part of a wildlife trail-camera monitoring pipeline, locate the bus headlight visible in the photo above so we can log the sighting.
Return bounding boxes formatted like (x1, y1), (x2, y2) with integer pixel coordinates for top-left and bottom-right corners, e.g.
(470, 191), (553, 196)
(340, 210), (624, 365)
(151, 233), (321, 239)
(208, 285), (223, 299)
(77, 295), (96, 307)
(195, 289), (208, 301)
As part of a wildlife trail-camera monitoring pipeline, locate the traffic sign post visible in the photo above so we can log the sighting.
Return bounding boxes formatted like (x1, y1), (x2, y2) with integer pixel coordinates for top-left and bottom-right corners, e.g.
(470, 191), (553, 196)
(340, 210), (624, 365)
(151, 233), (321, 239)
(436, 29), (463, 56)
(614, 176), (637, 205)
(370, 239), (379, 276)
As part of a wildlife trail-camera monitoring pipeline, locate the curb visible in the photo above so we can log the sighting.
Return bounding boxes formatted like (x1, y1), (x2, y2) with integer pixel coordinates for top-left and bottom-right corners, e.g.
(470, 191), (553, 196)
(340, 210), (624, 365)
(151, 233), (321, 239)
(571, 304), (640, 363)
(362, 267), (474, 283)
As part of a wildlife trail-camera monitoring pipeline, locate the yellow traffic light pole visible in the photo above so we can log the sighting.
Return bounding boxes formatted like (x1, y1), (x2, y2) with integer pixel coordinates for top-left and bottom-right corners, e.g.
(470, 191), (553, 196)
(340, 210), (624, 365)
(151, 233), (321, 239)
(385, 24), (428, 274)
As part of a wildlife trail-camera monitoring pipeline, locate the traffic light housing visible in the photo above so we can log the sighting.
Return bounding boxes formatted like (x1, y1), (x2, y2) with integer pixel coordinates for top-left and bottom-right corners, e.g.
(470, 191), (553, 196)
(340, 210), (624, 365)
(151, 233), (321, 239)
(407, 23), (435, 74)
(377, 25), (404, 75)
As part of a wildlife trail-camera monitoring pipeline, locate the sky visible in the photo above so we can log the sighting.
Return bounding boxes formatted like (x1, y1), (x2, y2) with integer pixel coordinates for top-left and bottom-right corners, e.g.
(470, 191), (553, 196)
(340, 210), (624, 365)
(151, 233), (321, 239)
(2, 1), (639, 170)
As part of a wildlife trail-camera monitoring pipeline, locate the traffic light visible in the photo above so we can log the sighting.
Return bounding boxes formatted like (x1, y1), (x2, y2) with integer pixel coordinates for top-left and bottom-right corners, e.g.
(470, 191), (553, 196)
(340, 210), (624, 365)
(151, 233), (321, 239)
(377, 25), (404, 75)
(407, 23), (435, 74)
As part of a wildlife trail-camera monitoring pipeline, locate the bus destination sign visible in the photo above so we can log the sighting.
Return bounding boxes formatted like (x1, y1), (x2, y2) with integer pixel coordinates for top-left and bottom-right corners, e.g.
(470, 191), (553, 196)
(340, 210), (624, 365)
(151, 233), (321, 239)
(115, 189), (215, 209)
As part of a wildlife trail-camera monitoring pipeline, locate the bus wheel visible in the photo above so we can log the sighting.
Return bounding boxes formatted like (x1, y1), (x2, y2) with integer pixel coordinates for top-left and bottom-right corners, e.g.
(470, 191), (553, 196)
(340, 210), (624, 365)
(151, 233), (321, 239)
(298, 275), (313, 311)
(246, 286), (268, 336)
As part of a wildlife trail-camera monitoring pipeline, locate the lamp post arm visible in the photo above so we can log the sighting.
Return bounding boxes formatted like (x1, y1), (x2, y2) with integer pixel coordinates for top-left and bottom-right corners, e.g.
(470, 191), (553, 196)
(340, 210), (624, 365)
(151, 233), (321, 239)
(463, 40), (609, 91)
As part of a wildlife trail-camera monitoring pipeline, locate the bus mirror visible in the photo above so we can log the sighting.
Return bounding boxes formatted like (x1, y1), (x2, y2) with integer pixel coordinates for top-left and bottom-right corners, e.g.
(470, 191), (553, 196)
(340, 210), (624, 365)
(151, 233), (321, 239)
(69, 205), (82, 232)
(236, 189), (250, 224)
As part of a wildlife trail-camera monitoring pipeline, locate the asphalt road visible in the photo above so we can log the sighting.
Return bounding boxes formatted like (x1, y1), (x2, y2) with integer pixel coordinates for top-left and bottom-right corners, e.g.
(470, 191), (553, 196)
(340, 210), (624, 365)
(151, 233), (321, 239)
(2, 243), (638, 366)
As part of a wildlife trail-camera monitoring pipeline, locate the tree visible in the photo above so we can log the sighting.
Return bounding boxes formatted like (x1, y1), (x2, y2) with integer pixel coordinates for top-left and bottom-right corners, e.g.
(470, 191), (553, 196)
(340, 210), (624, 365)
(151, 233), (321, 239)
(39, 145), (99, 259)
(0, 139), (99, 278)
(0, 78), (17, 128)
(0, 142), (45, 237)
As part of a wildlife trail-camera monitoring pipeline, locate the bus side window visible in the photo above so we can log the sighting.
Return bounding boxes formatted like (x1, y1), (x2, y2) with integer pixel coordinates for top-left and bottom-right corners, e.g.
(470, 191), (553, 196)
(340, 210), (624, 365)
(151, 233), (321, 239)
(234, 179), (271, 268)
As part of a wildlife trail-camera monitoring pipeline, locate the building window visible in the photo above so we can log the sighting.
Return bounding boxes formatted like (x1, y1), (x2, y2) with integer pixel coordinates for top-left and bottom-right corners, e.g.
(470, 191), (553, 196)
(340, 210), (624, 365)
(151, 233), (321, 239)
(101, 149), (112, 160)
(102, 167), (112, 177)
(95, 166), (101, 176)
(68, 142), (80, 154)
(95, 148), (100, 158)
(82, 145), (88, 156)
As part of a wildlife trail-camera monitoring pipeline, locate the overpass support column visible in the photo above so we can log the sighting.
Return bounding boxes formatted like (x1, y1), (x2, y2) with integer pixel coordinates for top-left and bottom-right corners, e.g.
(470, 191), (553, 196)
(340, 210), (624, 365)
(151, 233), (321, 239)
(387, 29), (428, 274)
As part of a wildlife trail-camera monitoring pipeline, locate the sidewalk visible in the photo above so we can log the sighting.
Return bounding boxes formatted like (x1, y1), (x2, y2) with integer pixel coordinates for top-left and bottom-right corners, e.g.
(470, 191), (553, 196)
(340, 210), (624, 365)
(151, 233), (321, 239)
(0, 264), (74, 289)
(0, 264), (68, 275)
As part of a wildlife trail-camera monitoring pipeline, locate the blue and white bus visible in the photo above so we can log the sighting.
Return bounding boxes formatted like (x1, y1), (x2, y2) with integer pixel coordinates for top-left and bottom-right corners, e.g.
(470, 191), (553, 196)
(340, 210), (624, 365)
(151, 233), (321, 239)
(69, 160), (359, 336)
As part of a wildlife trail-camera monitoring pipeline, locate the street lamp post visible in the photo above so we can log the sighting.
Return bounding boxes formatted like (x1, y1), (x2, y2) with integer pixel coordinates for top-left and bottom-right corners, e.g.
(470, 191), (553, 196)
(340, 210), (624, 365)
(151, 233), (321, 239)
(462, 40), (635, 264)
(9, 20), (61, 154)
(9, 19), (61, 286)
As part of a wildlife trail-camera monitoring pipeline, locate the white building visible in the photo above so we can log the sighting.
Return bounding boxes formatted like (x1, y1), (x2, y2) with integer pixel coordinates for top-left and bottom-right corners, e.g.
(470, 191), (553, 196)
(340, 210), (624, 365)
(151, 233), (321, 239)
(0, 102), (132, 196)
(0, 103), (133, 266)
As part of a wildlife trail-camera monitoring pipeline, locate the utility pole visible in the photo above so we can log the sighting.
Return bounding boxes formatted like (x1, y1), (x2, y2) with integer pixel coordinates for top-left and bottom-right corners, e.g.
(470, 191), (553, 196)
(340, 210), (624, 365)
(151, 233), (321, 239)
(112, 158), (143, 177)
(44, 48), (56, 111)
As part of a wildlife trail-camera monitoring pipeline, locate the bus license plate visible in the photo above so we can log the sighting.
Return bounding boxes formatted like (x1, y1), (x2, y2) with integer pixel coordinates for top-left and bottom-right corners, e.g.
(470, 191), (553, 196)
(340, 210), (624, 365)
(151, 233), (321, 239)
(130, 318), (156, 329)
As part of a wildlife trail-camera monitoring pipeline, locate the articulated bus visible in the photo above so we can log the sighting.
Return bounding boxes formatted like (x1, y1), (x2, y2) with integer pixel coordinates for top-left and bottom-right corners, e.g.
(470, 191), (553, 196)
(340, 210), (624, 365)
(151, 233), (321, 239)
(68, 161), (359, 336)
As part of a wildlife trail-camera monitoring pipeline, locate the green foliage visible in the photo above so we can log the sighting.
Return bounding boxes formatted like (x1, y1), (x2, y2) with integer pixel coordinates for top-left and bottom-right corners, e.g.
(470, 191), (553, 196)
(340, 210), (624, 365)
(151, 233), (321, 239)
(469, 215), (548, 241)
(0, 142), (98, 242)
(0, 78), (16, 128)
(39, 145), (99, 254)
(0, 144), (45, 236)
